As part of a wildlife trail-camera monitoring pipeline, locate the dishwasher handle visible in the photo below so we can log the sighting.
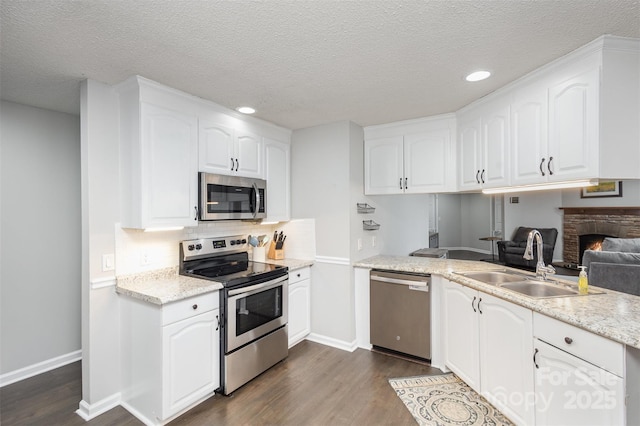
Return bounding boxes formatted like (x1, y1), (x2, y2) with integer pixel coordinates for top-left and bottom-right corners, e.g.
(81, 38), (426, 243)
(371, 274), (429, 289)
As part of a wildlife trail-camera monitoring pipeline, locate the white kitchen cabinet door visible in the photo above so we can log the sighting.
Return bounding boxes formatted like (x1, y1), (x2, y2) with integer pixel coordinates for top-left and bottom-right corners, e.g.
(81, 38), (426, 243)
(442, 280), (480, 391)
(288, 269), (311, 347)
(533, 339), (624, 426)
(511, 85), (549, 185)
(481, 102), (510, 188)
(136, 103), (198, 229)
(404, 130), (452, 193)
(236, 130), (263, 178)
(264, 138), (290, 222)
(199, 121), (263, 178)
(162, 309), (220, 419)
(457, 117), (483, 191)
(547, 67), (599, 181)
(199, 121), (236, 175)
(364, 136), (404, 194)
(479, 293), (534, 426)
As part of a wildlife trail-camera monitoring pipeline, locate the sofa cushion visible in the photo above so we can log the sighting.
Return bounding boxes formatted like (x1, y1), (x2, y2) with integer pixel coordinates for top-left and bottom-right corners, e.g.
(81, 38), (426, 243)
(582, 249), (640, 268)
(588, 262), (640, 296)
(601, 237), (640, 253)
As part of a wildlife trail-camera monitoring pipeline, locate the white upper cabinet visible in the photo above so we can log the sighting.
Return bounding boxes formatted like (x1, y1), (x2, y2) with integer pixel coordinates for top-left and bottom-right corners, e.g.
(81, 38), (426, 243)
(117, 77), (199, 229)
(364, 115), (456, 194)
(264, 137), (291, 222)
(457, 99), (510, 191)
(199, 121), (263, 178)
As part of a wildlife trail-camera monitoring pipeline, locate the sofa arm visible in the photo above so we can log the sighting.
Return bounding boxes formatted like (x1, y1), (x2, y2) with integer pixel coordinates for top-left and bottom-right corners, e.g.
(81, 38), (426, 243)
(583, 250), (640, 268)
(588, 262), (640, 296)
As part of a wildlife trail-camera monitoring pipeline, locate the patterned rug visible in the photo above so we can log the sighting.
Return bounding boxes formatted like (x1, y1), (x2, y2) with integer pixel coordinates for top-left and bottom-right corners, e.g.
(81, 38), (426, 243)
(389, 374), (514, 426)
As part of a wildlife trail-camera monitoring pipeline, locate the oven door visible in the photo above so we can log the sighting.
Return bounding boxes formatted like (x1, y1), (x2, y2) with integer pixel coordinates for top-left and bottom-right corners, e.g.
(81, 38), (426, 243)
(199, 173), (266, 221)
(226, 275), (288, 352)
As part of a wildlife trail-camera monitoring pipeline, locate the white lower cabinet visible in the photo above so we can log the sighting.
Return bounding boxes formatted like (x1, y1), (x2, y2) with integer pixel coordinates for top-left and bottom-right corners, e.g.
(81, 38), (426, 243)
(121, 292), (220, 425)
(442, 279), (534, 425)
(533, 313), (625, 425)
(288, 267), (311, 347)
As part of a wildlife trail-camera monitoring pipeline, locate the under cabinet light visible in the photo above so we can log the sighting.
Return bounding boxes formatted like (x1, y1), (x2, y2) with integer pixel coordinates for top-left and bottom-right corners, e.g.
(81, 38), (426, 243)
(481, 179), (598, 194)
(236, 106), (256, 114)
(143, 226), (185, 232)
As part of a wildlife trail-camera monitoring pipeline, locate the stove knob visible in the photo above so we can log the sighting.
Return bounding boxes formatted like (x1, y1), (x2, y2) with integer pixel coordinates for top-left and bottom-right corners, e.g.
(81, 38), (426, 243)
(187, 244), (195, 251)
(230, 240), (236, 245)
(241, 239), (247, 244)
(237, 239), (243, 244)
(195, 244), (202, 250)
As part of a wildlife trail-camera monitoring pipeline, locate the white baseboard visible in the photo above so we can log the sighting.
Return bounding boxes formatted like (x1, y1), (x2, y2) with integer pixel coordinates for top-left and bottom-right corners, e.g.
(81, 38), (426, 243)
(76, 393), (122, 421)
(0, 349), (82, 388)
(306, 333), (358, 352)
(119, 401), (156, 426)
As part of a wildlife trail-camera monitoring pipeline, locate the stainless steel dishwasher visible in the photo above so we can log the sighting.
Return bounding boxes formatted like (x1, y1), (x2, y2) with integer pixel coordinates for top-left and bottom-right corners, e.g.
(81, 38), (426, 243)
(370, 270), (431, 360)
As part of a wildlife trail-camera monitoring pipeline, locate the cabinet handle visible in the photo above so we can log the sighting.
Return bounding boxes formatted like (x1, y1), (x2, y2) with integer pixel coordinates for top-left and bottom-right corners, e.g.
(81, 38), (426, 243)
(539, 158), (546, 176)
(480, 169), (485, 184)
(548, 156), (554, 176)
(399, 178), (403, 190)
(230, 158), (235, 171)
(477, 297), (483, 314)
(471, 296), (477, 312)
(216, 314), (220, 331)
(475, 170), (480, 184)
(194, 206), (199, 221)
(533, 348), (540, 369)
(404, 177), (408, 190)
(564, 337), (573, 344)
(235, 158), (239, 171)
(192, 304), (198, 310)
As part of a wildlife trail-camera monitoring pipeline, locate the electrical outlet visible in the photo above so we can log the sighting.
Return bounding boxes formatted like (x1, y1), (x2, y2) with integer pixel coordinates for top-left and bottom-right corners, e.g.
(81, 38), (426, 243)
(140, 251), (150, 266)
(102, 254), (115, 271)
(372, 236), (376, 247)
(357, 238), (362, 251)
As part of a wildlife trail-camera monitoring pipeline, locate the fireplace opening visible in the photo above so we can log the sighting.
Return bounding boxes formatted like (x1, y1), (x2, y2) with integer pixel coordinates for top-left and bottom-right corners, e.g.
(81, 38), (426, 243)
(578, 234), (612, 265)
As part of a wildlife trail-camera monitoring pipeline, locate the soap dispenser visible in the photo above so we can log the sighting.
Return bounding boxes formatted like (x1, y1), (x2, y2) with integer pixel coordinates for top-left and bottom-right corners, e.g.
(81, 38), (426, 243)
(578, 266), (589, 295)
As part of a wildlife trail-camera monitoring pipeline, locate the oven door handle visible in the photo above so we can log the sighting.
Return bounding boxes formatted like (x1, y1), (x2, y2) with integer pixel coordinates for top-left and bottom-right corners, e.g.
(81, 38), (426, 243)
(228, 275), (287, 296)
(252, 182), (260, 218)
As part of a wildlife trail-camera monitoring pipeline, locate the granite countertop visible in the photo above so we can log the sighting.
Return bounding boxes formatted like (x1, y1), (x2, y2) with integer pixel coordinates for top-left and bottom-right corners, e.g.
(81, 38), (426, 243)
(354, 255), (640, 350)
(116, 259), (314, 306)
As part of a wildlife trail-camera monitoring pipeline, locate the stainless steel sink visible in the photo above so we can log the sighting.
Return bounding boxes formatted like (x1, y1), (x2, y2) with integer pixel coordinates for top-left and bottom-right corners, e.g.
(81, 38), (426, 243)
(499, 281), (579, 298)
(455, 270), (528, 285)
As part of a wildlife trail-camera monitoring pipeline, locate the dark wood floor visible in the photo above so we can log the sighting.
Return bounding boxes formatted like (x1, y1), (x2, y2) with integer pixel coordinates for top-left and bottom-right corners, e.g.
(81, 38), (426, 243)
(1, 340), (443, 425)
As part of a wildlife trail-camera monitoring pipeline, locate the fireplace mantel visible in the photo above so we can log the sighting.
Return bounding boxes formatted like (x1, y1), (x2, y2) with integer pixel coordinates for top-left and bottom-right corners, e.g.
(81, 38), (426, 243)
(560, 207), (640, 215)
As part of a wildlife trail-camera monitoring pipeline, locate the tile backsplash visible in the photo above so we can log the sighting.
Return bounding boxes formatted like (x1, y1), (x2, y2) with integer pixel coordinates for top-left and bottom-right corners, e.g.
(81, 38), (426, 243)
(114, 219), (316, 275)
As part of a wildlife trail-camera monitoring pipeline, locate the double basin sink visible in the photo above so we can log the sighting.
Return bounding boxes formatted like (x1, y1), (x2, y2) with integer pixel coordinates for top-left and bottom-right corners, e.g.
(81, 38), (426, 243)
(454, 270), (603, 299)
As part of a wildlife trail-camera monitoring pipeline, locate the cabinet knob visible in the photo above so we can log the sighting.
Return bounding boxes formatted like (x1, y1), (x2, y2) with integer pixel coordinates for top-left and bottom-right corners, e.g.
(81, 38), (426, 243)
(192, 304), (198, 310)
(564, 337), (573, 344)
(297, 273), (301, 278)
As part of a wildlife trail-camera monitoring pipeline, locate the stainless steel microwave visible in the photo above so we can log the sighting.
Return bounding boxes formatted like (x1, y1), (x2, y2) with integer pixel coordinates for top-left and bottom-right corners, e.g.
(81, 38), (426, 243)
(199, 173), (267, 221)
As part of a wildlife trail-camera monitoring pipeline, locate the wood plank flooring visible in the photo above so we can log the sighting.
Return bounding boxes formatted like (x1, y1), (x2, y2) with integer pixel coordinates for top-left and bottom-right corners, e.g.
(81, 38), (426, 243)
(1, 340), (444, 425)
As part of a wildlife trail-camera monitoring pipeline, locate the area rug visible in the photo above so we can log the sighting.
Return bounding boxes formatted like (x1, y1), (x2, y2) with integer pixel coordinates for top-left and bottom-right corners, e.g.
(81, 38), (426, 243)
(389, 374), (513, 426)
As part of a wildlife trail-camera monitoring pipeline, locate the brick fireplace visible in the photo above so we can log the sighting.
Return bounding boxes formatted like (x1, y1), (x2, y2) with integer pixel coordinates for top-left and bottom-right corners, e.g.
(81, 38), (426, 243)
(561, 207), (640, 266)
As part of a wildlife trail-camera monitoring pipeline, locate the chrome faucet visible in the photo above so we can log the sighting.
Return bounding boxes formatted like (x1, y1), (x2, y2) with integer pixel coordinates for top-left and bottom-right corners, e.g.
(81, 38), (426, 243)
(523, 229), (556, 280)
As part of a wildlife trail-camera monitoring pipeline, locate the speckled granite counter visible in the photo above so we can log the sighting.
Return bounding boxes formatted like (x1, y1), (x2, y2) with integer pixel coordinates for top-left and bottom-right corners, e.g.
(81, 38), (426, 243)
(116, 267), (223, 305)
(354, 255), (640, 349)
(116, 259), (313, 306)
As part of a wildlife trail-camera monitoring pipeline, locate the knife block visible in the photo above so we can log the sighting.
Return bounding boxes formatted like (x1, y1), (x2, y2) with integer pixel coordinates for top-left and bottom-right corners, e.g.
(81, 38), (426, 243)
(267, 240), (284, 260)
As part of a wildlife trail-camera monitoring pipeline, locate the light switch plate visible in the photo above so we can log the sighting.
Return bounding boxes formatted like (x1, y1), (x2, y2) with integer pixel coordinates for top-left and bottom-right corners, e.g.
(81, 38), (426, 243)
(102, 254), (115, 271)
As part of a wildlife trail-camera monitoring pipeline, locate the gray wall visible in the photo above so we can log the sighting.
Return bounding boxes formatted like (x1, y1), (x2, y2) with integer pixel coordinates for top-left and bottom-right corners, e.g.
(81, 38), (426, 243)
(1, 101), (81, 374)
(438, 193), (493, 251)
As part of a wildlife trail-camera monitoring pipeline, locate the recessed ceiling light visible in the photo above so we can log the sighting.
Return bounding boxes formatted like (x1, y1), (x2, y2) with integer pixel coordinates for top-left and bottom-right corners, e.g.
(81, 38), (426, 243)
(465, 71), (491, 82)
(236, 106), (256, 114)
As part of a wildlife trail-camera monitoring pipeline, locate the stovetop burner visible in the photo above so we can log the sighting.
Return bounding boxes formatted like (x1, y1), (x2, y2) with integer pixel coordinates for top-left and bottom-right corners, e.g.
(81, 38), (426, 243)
(179, 235), (287, 287)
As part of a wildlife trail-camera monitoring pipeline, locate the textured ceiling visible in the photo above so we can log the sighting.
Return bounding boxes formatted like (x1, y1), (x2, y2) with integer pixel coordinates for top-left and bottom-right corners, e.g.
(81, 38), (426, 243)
(1, 1), (639, 129)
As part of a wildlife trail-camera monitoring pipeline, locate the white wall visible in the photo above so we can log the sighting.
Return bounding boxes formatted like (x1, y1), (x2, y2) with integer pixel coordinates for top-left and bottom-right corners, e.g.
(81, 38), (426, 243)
(460, 193), (492, 251)
(0, 101), (81, 378)
(437, 194), (462, 247)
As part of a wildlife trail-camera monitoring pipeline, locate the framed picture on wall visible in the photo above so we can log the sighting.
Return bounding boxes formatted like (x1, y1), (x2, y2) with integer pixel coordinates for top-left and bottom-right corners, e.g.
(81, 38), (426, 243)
(580, 181), (623, 198)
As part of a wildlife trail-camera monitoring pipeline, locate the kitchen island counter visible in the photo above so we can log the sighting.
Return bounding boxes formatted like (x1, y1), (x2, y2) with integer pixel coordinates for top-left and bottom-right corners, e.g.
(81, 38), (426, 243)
(355, 255), (640, 350)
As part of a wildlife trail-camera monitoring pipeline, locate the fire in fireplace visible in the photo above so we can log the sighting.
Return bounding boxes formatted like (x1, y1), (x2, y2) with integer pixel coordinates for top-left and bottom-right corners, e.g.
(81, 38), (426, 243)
(578, 234), (612, 265)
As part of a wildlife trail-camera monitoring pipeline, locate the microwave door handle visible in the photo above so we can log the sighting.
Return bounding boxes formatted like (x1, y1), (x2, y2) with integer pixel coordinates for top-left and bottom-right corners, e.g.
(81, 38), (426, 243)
(252, 182), (260, 218)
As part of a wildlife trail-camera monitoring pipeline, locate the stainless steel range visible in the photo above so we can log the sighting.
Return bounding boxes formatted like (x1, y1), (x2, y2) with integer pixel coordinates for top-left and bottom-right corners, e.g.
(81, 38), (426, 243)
(179, 235), (289, 395)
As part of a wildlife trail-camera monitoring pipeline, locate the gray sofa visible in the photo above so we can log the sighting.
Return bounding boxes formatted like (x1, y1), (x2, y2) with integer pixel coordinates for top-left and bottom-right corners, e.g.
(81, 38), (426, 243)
(582, 237), (640, 296)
